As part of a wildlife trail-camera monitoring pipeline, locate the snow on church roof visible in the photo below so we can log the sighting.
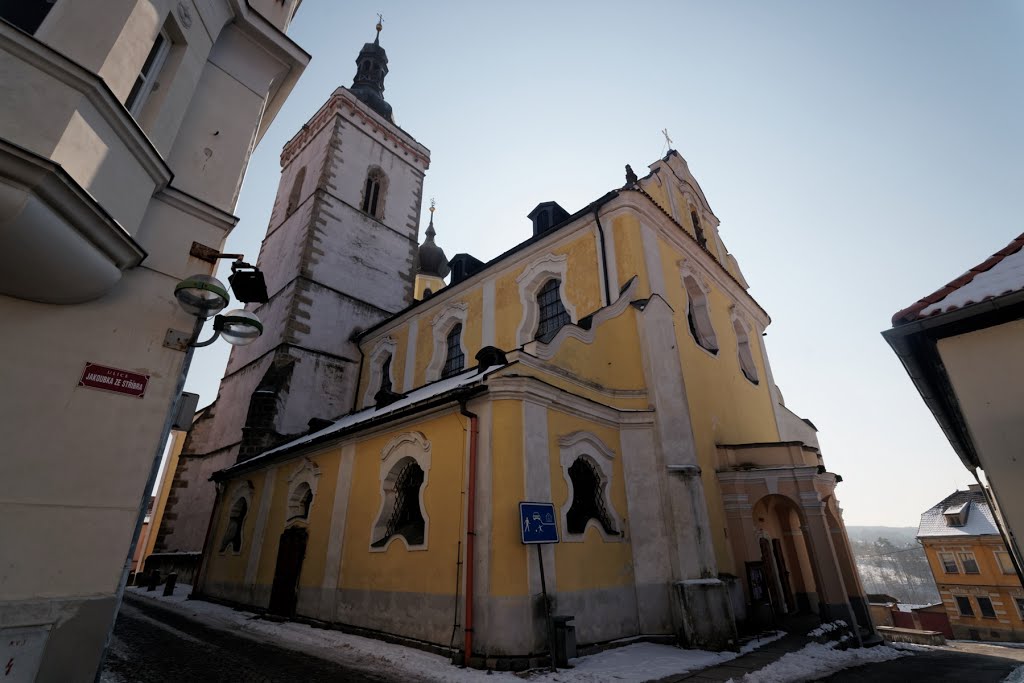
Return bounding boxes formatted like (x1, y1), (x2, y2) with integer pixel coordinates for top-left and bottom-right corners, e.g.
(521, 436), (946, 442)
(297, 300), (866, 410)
(892, 232), (1024, 324)
(917, 489), (999, 538)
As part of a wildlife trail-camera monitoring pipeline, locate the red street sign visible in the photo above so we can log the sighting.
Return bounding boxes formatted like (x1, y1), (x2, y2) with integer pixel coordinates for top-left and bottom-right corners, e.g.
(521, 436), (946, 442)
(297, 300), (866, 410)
(78, 362), (150, 398)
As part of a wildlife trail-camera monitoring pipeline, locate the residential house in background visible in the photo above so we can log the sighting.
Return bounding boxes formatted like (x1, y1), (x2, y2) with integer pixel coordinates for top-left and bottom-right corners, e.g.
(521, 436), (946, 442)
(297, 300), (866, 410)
(0, 2), (307, 680)
(885, 233), (1024, 581)
(168, 28), (873, 669)
(918, 487), (1024, 641)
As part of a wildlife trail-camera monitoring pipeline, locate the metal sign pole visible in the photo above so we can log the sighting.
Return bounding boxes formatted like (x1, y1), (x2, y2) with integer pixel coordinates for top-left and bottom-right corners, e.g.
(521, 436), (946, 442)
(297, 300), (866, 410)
(537, 543), (556, 672)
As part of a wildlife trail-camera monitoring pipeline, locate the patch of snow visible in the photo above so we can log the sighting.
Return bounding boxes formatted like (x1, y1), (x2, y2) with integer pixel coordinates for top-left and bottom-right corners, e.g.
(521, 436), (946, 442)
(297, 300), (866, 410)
(807, 620), (847, 638)
(124, 588), (787, 683)
(920, 245), (1024, 317)
(1004, 664), (1024, 683)
(729, 641), (907, 683)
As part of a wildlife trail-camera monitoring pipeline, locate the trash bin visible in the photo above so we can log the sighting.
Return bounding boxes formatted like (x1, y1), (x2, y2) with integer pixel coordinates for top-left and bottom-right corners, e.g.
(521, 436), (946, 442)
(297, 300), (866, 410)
(552, 615), (576, 666)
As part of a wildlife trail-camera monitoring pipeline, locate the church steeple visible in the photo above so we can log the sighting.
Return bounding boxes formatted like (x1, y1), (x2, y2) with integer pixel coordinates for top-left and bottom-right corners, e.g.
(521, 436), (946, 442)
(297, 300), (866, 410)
(414, 199), (449, 300)
(350, 16), (394, 122)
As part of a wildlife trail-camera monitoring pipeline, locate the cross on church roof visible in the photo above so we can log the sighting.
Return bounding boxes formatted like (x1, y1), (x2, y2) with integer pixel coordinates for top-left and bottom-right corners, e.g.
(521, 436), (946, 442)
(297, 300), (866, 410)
(661, 128), (673, 152)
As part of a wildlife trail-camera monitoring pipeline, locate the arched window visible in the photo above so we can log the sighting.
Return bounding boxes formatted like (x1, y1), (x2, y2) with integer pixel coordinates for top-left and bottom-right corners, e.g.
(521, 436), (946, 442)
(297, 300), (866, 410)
(361, 167), (387, 219)
(441, 323), (464, 378)
(288, 482), (314, 521)
(372, 458), (426, 547)
(378, 354), (392, 394)
(691, 210), (707, 250)
(566, 457), (618, 535)
(286, 166), (306, 216)
(219, 497), (248, 553)
(733, 318), (759, 384)
(683, 274), (718, 354)
(535, 278), (571, 342)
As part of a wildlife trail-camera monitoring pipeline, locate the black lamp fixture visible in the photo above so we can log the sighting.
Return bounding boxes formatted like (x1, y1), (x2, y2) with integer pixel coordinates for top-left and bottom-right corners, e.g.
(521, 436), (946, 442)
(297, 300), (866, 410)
(228, 259), (269, 304)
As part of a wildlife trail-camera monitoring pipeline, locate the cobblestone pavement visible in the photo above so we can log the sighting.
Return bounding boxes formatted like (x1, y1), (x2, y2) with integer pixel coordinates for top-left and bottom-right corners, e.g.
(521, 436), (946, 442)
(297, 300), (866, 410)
(102, 597), (404, 682)
(818, 641), (1024, 682)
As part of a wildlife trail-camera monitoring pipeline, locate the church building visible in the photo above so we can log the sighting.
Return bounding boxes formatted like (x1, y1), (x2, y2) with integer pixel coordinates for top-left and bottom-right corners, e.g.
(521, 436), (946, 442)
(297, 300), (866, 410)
(169, 26), (872, 667)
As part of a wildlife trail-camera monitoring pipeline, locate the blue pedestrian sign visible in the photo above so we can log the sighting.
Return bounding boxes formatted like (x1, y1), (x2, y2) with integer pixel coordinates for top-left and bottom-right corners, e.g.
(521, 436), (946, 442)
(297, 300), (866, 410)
(520, 502), (559, 544)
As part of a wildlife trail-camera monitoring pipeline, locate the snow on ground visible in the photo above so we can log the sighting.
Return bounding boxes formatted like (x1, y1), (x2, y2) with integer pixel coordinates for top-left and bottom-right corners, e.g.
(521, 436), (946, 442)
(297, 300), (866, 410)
(1005, 664), (1024, 683)
(125, 586), (782, 683)
(729, 641), (907, 682)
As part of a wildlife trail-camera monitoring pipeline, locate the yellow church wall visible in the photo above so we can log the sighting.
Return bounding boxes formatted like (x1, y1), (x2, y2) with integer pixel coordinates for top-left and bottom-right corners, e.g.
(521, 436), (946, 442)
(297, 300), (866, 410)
(204, 469), (269, 587)
(493, 269), (522, 352)
(546, 410), (634, 593)
(551, 232), (603, 317)
(337, 411), (466, 595)
(489, 399), (529, 597)
(495, 363), (648, 412)
(611, 214), (650, 297)
(297, 450), (341, 590)
(254, 463), (291, 586)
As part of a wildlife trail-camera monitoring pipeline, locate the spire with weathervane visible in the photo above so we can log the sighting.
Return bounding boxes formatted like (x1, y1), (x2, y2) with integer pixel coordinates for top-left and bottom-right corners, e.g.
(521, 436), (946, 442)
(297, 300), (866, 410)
(350, 14), (394, 122)
(414, 199), (450, 300)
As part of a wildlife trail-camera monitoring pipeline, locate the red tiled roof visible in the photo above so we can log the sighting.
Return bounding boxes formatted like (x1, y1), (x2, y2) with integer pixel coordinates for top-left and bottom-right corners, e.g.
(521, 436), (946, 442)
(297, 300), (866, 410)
(891, 232), (1024, 326)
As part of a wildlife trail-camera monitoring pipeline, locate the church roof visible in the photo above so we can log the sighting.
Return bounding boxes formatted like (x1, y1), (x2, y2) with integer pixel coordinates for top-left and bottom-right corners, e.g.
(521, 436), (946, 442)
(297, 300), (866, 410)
(415, 215), (449, 278)
(349, 27), (393, 122)
(892, 232), (1024, 325)
(917, 489), (999, 538)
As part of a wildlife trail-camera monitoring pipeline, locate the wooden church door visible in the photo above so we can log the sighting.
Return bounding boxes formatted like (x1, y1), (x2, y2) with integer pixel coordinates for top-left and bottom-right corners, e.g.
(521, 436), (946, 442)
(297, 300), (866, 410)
(268, 527), (308, 617)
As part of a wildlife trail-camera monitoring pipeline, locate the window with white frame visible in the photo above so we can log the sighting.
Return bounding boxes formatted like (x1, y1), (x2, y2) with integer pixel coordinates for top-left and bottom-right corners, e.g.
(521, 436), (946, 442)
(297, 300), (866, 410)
(284, 459), (319, 525)
(126, 28), (172, 117)
(939, 552), (959, 573)
(976, 596), (997, 618)
(441, 323), (465, 378)
(363, 336), (398, 406)
(732, 316), (759, 384)
(535, 278), (571, 342)
(682, 273), (718, 354)
(286, 166), (306, 216)
(370, 433), (431, 551)
(960, 552), (980, 574)
(360, 166), (388, 219)
(955, 596), (974, 617)
(996, 550), (1016, 575)
(558, 431), (622, 542)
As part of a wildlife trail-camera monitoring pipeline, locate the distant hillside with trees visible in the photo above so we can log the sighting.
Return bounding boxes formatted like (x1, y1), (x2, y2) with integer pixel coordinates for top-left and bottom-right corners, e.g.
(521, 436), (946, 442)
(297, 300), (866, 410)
(845, 526), (939, 605)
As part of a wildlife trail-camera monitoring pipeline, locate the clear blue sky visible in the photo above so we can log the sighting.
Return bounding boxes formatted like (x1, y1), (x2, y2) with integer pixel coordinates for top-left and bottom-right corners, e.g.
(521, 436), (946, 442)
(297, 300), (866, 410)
(184, 0), (1024, 527)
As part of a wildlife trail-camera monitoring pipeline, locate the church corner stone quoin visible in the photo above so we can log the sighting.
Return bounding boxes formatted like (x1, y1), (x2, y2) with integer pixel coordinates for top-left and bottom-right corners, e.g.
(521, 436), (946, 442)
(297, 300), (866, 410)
(159, 29), (872, 667)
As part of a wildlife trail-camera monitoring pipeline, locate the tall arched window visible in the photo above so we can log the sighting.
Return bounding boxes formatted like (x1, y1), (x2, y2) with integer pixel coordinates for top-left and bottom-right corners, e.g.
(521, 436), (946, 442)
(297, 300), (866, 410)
(372, 458), (426, 547)
(378, 354), (392, 394)
(690, 210), (707, 250)
(441, 324), (464, 378)
(286, 166), (306, 216)
(683, 274), (718, 354)
(287, 482), (314, 522)
(361, 167), (387, 219)
(733, 318), (759, 384)
(536, 278), (571, 342)
(219, 497), (248, 553)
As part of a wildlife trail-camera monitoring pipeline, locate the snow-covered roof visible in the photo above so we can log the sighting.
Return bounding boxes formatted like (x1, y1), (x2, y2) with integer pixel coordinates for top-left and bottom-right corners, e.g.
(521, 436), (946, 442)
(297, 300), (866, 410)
(917, 489), (999, 538)
(892, 232), (1024, 324)
(220, 364), (506, 475)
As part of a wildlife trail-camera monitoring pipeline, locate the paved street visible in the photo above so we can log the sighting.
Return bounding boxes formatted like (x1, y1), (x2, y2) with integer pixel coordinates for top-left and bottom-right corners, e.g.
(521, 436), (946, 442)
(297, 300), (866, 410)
(820, 642), (1024, 682)
(102, 597), (403, 683)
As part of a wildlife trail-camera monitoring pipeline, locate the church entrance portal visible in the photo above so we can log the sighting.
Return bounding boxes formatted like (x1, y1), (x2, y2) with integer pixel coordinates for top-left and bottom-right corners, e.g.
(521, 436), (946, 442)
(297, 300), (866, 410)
(268, 527), (307, 617)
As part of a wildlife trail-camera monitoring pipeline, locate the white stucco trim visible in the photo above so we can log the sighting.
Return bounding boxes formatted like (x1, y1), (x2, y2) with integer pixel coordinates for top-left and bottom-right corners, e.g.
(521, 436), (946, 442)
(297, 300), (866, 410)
(730, 310), (760, 385)
(557, 431), (623, 543)
(515, 253), (578, 347)
(482, 279), (496, 348)
(679, 260), (719, 356)
(243, 470), (275, 584)
(403, 318), (418, 392)
(369, 432), (432, 552)
(321, 443), (355, 620)
(640, 222), (666, 296)
(284, 458), (321, 526)
(601, 216), (620, 297)
(523, 277), (638, 361)
(219, 479), (255, 556)
(426, 301), (469, 382)
(363, 335), (398, 407)
(523, 400), (556, 592)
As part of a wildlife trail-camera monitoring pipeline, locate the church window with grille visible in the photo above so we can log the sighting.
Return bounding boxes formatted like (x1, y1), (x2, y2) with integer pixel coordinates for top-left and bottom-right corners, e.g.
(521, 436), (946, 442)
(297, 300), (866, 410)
(361, 167), (387, 219)
(683, 275), (718, 354)
(566, 457), (618, 536)
(691, 210), (707, 250)
(371, 459), (425, 547)
(441, 324), (464, 378)
(535, 278), (571, 342)
(219, 497), (248, 553)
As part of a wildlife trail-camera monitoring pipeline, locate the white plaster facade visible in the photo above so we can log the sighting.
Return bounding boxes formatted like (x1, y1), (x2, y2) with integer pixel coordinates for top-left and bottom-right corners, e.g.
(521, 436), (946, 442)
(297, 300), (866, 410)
(0, 2), (307, 680)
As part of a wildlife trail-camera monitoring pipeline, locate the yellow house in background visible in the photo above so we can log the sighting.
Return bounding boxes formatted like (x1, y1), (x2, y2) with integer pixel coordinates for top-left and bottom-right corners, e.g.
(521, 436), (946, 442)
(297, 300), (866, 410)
(919, 486), (1024, 641)
(194, 145), (872, 667)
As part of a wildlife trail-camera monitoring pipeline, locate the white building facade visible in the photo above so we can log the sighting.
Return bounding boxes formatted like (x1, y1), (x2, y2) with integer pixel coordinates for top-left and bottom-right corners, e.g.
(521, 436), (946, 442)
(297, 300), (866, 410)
(0, 2), (307, 680)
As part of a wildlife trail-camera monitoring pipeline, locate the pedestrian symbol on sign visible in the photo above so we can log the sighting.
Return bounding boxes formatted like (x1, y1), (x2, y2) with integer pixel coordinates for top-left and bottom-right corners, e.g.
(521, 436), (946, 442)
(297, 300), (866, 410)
(519, 502), (559, 544)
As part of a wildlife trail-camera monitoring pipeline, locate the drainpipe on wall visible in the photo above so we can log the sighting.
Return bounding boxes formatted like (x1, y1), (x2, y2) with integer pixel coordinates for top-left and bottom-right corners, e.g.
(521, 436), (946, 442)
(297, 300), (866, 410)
(592, 204), (612, 306)
(459, 399), (479, 665)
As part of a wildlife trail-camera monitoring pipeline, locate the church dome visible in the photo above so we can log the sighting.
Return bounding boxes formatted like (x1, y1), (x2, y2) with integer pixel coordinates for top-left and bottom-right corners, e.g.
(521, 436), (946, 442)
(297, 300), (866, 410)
(350, 26), (394, 122)
(415, 213), (450, 278)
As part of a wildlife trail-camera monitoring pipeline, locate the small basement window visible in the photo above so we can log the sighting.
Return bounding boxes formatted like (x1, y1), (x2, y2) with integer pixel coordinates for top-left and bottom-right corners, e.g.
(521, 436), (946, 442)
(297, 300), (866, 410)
(372, 459), (426, 548)
(566, 457), (618, 536)
(955, 596), (974, 617)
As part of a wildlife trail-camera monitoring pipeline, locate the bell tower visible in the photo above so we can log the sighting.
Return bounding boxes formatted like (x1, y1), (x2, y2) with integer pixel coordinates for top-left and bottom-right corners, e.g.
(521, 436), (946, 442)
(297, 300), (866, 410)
(154, 23), (431, 554)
